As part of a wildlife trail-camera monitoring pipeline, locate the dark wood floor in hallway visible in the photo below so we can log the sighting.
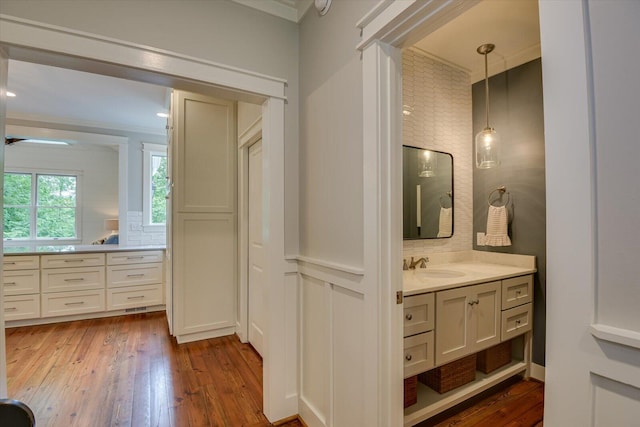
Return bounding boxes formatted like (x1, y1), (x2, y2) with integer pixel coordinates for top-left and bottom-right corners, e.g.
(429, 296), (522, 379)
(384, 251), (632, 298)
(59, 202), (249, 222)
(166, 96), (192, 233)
(5, 312), (302, 427)
(6, 311), (543, 427)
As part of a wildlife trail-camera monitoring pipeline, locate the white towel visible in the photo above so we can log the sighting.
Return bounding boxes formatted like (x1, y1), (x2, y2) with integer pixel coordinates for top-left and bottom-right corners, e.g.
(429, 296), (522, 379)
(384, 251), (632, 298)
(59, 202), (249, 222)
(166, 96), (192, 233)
(485, 205), (511, 246)
(437, 207), (452, 238)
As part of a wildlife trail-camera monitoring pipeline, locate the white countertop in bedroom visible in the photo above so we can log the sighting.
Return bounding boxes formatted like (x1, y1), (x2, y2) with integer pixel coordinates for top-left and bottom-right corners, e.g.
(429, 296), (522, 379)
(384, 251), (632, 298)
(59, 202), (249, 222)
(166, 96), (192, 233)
(4, 244), (165, 256)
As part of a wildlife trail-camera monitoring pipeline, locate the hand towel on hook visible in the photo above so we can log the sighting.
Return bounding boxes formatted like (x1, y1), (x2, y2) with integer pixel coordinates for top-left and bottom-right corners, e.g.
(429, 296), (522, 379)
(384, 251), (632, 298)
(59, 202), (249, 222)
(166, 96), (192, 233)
(485, 205), (511, 246)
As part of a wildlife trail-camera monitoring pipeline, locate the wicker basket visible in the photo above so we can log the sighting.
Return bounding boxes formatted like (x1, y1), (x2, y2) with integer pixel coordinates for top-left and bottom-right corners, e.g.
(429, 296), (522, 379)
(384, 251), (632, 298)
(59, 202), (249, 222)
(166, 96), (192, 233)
(477, 340), (512, 374)
(419, 354), (476, 394)
(404, 375), (418, 408)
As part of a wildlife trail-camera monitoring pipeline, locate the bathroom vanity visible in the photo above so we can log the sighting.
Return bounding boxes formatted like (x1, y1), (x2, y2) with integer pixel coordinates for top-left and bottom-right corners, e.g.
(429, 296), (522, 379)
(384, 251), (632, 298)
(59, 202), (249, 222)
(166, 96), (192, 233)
(3, 245), (165, 326)
(402, 250), (536, 427)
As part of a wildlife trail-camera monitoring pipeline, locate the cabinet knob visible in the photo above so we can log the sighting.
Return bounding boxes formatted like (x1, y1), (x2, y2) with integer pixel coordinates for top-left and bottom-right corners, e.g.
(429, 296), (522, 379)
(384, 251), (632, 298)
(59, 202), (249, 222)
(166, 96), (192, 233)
(405, 313), (413, 321)
(405, 354), (412, 361)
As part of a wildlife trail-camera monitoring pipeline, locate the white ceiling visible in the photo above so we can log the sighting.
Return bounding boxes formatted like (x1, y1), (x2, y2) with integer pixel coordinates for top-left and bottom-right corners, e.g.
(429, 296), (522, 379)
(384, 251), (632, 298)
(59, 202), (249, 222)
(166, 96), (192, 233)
(6, 60), (170, 138)
(413, 0), (541, 83)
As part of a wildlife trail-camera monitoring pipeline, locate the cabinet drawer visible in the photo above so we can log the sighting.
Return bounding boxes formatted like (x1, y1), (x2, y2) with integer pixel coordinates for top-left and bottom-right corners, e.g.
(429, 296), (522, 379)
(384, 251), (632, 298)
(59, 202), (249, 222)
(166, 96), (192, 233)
(4, 270), (40, 295)
(403, 331), (435, 378)
(404, 293), (435, 337)
(107, 284), (163, 311)
(502, 275), (533, 310)
(3, 255), (39, 271)
(4, 295), (40, 321)
(107, 263), (162, 288)
(501, 303), (532, 341)
(107, 251), (164, 265)
(41, 290), (105, 317)
(41, 267), (105, 293)
(41, 253), (105, 269)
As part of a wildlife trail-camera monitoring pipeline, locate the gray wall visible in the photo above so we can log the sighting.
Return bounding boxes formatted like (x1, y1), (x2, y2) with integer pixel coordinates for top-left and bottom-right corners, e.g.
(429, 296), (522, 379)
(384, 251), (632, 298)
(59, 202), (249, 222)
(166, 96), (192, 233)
(472, 59), (546, 366)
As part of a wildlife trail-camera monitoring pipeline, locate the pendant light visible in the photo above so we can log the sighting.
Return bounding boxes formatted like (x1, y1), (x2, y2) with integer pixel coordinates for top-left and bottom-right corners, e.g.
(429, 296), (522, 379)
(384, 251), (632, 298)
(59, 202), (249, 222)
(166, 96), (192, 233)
(475, 43), (500, 169)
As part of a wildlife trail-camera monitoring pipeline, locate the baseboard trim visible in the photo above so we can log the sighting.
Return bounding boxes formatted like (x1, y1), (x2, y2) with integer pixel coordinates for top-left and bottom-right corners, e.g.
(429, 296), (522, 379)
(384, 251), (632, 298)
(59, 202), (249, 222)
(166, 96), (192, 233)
(175, 326), (236, 344)
(273, 414), (305, 426)
(530, 362), (545, 382)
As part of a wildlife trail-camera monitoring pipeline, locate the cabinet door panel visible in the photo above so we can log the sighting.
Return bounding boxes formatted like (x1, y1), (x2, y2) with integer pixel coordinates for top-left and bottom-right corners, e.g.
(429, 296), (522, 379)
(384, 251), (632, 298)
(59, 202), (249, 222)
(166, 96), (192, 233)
(473, 281), (501, 351)
(435, 286), (471, 365)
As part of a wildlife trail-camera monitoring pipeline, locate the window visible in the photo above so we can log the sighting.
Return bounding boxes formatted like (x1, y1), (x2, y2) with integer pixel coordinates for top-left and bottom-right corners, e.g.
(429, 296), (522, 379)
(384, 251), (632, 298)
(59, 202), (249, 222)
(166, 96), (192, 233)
(4, 171), (80, 241)
(143, 143), (168, 228)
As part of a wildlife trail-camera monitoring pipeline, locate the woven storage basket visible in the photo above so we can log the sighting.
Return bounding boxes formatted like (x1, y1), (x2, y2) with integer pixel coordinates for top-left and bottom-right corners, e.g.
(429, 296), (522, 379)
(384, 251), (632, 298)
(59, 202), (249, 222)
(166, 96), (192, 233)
(404, 375), (418, 408)
(477, 340), (512, 374)
(418, 354), (476, 394)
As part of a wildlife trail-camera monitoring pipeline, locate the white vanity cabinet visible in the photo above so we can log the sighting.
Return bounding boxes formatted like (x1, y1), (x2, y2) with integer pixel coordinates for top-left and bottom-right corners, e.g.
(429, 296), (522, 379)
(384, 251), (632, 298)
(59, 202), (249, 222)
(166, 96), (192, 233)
(403, 293), (435, 377)
(500, 275), (533, 340)
(3, 255), (41, 321)
(106, 251), (164, 311)
(434, 281), (501, 366)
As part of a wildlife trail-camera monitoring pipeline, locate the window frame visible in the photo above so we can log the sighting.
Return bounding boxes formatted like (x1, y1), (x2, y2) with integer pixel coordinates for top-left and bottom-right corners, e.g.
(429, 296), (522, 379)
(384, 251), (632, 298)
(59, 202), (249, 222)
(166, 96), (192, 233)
(142, 143), (168, 231)
(3, 168), (82, 244)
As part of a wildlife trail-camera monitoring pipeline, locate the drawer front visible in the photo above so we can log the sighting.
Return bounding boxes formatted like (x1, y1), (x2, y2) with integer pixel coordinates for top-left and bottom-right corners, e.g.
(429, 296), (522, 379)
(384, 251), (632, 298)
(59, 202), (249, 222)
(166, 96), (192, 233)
(502, 275), (533, 310)
(42, 290), (105, 317)
(3, 255), (39, 271)
(4, 270), (40, 295)
(501, 303), (532, 341)
(41, 253), (105, 269)
(107, 263), (163, 288)
(41, 267), (105, 293)
(107, 251), (164, 265)
(4, 295), (40, 321)
(403, 331), (435, 378)
(107, 284), (163, 311)
(403, 292), (435, 337)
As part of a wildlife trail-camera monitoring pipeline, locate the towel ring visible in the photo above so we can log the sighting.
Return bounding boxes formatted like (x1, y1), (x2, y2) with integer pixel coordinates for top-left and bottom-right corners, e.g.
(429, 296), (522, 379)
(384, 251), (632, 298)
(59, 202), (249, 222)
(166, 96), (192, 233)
(487, 186), (510, 207)
(439, 191), (452, 208)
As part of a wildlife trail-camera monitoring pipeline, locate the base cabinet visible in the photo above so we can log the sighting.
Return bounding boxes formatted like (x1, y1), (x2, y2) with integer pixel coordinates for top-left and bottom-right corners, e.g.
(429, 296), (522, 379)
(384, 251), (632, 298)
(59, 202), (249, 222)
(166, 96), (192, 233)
(404, 274), (534, 427)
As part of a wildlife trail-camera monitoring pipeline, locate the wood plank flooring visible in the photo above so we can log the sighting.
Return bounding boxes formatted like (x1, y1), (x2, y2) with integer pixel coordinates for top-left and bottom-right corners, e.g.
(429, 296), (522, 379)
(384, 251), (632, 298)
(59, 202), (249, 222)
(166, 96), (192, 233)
(6, 312), (543, 426)
(5, 312), (302, 427)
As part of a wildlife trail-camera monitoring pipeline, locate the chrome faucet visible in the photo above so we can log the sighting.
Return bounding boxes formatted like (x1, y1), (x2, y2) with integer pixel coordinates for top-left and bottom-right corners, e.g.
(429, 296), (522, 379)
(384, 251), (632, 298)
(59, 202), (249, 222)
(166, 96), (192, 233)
(409, 256), (429, 269)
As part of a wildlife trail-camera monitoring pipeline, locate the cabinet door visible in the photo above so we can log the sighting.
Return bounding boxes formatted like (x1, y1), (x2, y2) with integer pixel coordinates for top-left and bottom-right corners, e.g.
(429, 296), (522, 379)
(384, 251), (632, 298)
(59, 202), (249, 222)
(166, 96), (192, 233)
(435, 286), (472, 365)
(471, 281), (501, 352)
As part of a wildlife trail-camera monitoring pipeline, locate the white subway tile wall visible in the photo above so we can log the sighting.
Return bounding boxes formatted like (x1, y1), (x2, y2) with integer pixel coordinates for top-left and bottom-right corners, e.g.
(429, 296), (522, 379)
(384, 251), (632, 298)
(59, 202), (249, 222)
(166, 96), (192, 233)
(125, 211), (166, 246)
(402, 49), (473, 258)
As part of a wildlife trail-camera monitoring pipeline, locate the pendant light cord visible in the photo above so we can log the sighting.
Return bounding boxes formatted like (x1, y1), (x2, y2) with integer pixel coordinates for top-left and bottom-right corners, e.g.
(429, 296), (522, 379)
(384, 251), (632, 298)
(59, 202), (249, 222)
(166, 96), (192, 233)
(484, 50), (490, 130)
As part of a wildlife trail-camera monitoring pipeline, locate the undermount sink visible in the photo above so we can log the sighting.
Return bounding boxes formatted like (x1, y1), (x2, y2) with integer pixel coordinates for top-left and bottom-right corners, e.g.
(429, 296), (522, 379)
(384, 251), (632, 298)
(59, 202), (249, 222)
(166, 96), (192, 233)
(414, 269), (466, 279)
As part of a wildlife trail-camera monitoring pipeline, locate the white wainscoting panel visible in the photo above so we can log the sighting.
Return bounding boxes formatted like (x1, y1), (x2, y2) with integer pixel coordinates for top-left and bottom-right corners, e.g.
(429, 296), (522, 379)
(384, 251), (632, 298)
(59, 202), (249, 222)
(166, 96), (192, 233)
(298, 259), (366, 427)
(592, 373), (640, 426)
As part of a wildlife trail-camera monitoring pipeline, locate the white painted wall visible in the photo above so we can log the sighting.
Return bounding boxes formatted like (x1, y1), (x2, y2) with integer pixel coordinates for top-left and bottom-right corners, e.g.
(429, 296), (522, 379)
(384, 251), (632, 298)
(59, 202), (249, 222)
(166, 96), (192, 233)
(4, 143), (119, 244)
(0, 0), (299, 254)
(402, 49), (473, 258)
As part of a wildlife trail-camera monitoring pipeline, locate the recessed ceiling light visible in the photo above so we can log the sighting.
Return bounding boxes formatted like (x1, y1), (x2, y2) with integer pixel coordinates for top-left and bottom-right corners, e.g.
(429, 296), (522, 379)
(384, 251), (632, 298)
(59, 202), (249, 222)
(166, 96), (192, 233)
(157, 112), (169, 118)
(7, 91), (16, 97)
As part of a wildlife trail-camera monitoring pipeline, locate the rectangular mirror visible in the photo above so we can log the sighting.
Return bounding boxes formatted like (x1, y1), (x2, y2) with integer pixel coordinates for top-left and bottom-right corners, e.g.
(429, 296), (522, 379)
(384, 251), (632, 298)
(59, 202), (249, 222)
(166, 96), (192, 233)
(403, 146), (453, 239)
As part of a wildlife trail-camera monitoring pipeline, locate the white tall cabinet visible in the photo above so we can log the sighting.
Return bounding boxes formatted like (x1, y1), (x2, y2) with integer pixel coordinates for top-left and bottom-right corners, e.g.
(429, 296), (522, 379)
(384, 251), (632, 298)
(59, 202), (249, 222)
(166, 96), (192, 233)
(168, 90), (237, 344)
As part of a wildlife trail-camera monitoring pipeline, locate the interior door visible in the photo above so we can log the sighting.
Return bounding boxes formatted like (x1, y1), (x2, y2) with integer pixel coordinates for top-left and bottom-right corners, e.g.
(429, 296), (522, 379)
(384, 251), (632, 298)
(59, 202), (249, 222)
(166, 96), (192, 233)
(248, 138), (264, 356)
(0, 47), (8, 396)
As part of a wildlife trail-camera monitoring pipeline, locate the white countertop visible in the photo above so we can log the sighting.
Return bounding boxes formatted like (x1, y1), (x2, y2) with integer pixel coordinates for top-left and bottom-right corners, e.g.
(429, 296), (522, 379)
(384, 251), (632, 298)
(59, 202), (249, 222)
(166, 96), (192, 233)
(403, 250), (536, 296)
(4, 244), (165, 256)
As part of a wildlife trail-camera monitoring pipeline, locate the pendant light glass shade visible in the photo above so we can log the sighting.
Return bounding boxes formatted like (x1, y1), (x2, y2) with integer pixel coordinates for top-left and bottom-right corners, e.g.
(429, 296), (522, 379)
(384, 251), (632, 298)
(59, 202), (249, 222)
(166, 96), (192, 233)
(419, 149), (436, 177)
(475, 43), (500, 169)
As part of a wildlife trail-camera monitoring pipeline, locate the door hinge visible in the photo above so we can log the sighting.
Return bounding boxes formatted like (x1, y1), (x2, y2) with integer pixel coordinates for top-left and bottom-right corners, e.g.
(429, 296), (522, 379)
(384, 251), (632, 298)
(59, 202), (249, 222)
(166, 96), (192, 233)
(396, 291), (403, 304)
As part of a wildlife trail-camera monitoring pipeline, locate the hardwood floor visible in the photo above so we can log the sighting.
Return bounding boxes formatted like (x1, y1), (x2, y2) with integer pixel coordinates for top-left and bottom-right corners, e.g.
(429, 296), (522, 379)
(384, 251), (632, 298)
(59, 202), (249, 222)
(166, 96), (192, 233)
(5, 312), (302, 427)
(417, 377), (544, 427)
(6, 312), (543, 427)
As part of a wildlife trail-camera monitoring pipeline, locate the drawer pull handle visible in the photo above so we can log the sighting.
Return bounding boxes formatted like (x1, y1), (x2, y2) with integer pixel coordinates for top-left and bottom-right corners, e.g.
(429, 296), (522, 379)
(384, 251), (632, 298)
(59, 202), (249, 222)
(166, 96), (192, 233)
(5, 282), (17, 286)
(516, 290), (521, 295)
(405, 354), (412, 361)
(5, 307), (17, 311)
(64, 301), (85, 306)
(64, 259), (84, 263)
(405, 313), (413, 321)
(4, 262), (16, 265)
(126, 256), (145, 260)
(127, 274), (145, 278)
(64, 278), (85, 282)
(468, 299), (479, 306)
(516, 320), (522, 326)
(127, 295), (145, 300)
